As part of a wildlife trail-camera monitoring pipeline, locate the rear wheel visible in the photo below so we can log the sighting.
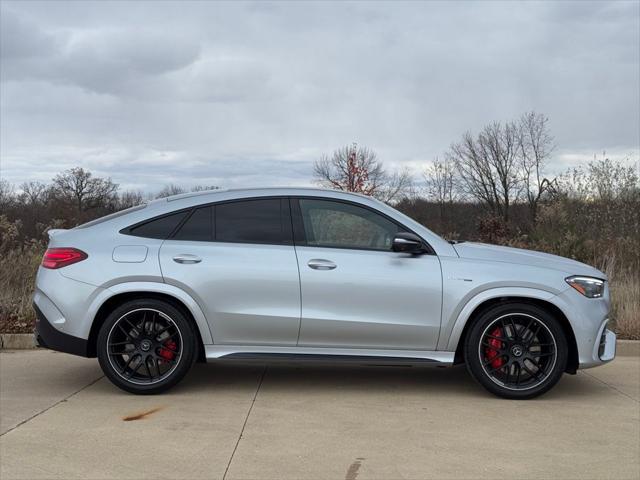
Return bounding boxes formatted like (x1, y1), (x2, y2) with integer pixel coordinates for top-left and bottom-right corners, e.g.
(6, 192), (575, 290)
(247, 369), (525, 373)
(464, 303), (567, 399)
(97, 299), (197, 394)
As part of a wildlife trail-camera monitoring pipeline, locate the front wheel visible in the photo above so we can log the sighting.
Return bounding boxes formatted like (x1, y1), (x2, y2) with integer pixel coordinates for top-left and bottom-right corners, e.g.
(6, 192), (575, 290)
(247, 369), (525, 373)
(97, 299), (197, 394)
(464, 303), (568, 399)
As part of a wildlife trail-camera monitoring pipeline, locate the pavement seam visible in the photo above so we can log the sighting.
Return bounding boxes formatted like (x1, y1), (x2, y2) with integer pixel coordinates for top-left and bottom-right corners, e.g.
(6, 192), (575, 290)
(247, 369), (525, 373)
(0, 374), (105, 437)
(222, 366), (267, 480)
(580, 370), (639, 404)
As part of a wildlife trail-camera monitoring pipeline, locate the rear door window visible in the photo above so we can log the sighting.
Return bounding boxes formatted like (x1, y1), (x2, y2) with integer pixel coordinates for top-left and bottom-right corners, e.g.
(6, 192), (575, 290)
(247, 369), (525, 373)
(172, 206), (213, 241)
(215, 198), (289, 245)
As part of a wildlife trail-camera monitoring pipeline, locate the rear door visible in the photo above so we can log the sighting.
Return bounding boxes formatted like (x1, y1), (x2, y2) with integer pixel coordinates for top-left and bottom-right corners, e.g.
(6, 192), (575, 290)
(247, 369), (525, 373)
(159, 198), (301, 346)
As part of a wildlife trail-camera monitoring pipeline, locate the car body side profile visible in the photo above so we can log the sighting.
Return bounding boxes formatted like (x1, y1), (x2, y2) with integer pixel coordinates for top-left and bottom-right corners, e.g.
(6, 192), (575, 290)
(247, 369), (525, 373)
(33, 187), (616, 398)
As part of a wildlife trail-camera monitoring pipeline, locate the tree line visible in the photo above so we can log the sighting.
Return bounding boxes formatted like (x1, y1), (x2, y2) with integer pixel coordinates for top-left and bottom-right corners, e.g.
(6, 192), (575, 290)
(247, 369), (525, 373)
(1, 110), (638, 252)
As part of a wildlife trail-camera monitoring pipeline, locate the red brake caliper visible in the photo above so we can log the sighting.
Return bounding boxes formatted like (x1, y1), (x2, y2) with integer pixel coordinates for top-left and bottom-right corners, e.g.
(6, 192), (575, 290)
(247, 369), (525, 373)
(485, 327), (504, 369)
(159, 339), (177, 361)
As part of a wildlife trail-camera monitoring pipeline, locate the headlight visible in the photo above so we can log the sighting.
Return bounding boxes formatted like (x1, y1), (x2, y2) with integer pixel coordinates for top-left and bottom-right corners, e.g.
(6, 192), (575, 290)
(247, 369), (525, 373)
(565, 276), (605, 298)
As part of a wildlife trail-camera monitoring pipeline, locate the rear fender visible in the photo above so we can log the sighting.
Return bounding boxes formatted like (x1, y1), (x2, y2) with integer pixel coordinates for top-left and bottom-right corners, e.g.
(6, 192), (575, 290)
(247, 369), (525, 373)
(86, 282), (214, 344)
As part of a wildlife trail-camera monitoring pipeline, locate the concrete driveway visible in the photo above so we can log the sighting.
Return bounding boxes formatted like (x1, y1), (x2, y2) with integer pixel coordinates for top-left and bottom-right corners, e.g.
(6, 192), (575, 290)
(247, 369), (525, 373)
(1, 350), (638, 480)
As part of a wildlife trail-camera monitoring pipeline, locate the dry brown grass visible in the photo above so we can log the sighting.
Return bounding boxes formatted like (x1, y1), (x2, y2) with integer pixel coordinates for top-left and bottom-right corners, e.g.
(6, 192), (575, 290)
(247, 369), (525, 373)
(0, 244), (43, 333)
(608, 268), (640, 340)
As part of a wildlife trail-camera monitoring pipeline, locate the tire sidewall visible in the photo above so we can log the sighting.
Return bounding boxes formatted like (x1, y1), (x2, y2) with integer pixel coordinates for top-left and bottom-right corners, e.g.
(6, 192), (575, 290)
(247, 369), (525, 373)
(97, 299), (197, 395)
(465, 303), (568, 399)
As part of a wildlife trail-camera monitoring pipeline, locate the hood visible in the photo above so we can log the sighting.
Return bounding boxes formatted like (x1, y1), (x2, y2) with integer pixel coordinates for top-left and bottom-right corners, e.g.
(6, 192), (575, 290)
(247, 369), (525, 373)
(452, 242), (606, 279)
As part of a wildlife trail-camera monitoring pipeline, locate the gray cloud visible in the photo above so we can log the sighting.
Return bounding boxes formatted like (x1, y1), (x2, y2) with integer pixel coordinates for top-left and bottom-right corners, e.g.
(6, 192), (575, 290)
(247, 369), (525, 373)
(1, 1), (638, 191)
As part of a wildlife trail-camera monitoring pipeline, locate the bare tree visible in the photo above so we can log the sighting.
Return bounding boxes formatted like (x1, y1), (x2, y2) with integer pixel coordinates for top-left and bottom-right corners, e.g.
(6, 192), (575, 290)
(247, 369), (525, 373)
(19, 181), (49, 206)
(423, 156), (459, 227)
(518, 112), (555, 222)
(117, 190), (145, 209)
(155, 184), (187, 199)
(424, 156), (458, 205)
(448, 121), (521, 222)
(0, 179), (15, 212)
(52, 167), (118, 213)
(314, 143), (411, 202)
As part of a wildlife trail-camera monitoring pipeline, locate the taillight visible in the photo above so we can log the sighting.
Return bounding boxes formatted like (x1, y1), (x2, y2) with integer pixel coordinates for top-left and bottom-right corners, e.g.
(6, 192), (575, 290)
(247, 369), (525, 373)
(41, 248), (88, 269)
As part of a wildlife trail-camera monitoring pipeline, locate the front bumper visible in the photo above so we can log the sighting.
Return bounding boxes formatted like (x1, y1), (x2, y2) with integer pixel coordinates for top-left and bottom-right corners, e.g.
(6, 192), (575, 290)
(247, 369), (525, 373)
(34, 303), (89, 357)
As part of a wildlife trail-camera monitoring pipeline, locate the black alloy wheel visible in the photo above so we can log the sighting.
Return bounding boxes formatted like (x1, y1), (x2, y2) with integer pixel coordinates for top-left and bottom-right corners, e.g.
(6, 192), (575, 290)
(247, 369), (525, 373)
(465, 303), (568, 399)
(97, 299), (197, 394)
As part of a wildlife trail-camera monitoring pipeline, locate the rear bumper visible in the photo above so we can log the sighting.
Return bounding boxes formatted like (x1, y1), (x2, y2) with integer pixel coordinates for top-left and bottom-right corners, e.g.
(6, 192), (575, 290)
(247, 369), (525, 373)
(34, 303), (89, 357)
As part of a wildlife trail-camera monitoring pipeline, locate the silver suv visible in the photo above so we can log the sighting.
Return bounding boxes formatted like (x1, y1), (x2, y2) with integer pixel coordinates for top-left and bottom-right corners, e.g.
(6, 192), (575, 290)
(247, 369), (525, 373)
(34, 188), (616, 398)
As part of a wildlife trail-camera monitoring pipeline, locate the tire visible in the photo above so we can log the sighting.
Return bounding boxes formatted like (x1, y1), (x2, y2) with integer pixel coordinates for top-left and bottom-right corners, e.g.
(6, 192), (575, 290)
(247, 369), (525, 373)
(97, 299), (197, 394)
(464, 302), (568, 399)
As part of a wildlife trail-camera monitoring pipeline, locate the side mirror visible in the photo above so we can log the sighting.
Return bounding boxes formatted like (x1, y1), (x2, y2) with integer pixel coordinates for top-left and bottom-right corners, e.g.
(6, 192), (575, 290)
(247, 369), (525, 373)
(392, 232), (426, 254)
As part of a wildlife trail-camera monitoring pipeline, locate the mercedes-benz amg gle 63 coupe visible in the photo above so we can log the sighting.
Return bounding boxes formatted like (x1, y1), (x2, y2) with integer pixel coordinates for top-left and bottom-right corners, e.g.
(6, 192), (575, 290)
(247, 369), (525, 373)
(34, 188), (616, 398)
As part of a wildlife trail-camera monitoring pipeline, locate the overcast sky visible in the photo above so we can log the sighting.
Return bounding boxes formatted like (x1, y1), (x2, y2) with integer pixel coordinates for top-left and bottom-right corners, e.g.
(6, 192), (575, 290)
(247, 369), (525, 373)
(1, 1), (638, 192)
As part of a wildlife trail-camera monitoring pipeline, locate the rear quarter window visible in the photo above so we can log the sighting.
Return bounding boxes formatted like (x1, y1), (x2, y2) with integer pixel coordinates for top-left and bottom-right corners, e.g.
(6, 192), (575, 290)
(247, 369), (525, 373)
(125, 211), (189, 239)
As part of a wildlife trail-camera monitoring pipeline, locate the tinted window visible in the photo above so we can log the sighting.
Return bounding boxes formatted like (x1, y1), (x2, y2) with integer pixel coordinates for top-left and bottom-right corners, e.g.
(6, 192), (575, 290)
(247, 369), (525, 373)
(298, 199), (399, 251)
(173, 206), (212, 241)
(128, 211), (188, 239)
(215, 199), (286, 244)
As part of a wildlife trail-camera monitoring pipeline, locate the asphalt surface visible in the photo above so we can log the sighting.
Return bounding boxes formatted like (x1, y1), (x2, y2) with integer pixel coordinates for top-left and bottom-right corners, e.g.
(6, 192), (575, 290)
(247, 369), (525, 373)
(0, 349), (638, 480)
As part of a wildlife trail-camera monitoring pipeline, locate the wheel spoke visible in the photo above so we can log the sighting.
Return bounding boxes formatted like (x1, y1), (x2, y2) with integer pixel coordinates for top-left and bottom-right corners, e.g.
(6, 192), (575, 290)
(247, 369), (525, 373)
(481, 341), (504, 352)
(530, 352), (554, 358)
(522, 362), (543, 382)
(143, 356), (153, 380)
(526, 325), (542, 345)
(121, 354), (138, 374)
(109, 350), (133, 356)
(509, 317), (519, 340)
(155, 325), (175, 339)
(485, 334), (506, 343)
(122, 317), (140, 337)
(500, 319), (511, 340)
(485, 359), (508, 375)
(522, 317), (536, 342)
(117, 324), (132, 339)
(137, 311), (147, 333)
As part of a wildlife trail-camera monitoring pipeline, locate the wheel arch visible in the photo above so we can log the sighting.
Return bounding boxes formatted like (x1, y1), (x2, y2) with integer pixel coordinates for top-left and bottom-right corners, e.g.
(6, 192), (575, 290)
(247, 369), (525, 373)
(86, 285), (212, 361)
(448, 294), (579, 374)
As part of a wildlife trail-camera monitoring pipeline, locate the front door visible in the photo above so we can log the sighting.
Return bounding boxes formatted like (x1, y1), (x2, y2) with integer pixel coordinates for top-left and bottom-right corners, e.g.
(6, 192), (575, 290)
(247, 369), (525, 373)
(292, 198), (442, 350)
(159, 198), (301, 346)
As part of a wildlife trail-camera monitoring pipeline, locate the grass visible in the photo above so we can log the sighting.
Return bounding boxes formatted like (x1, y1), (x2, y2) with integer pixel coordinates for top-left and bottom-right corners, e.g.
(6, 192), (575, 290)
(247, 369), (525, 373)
(608, 268), (640, 340)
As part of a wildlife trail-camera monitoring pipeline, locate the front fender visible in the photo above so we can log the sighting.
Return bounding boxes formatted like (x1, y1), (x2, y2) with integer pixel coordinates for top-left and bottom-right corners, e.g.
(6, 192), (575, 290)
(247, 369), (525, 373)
(441, 287), (557, 351)
(84, 281), (214, 344)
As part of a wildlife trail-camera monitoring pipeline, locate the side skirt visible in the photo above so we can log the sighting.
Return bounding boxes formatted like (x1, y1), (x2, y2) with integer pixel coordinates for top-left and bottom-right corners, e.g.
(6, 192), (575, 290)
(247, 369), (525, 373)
(204, 345), (454, 366)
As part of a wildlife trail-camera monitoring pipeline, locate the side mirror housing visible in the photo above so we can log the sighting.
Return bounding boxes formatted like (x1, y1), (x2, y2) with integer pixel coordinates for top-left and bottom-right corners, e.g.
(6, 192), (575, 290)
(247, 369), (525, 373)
(392, 232), (426, 254)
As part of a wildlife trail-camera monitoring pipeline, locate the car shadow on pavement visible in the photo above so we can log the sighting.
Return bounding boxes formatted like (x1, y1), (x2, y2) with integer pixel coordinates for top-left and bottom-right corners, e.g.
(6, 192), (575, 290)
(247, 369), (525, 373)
(156, 361), (611, 401)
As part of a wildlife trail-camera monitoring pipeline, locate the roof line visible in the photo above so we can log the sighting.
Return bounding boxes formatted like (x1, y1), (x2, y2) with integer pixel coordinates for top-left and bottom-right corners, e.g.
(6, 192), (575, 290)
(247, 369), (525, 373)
(165, 186), (371, 202)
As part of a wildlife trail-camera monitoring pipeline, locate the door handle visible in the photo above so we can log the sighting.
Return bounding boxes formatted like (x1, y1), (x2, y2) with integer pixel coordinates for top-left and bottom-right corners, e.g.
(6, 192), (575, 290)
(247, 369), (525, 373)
(307, 259), (336, 270)
(173, 254), (202, 264)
